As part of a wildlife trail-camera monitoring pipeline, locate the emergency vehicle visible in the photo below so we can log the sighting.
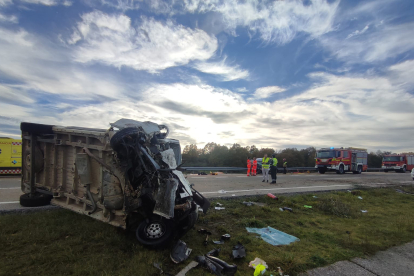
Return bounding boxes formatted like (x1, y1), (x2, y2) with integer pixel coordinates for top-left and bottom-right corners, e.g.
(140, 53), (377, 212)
(382, 153), (414, 173)
(0, 137), (22, 174)
(315, 147), (368, 174)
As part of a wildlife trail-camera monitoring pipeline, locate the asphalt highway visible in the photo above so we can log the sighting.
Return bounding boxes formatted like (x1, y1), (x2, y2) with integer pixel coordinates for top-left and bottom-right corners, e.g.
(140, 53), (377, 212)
(1, 172), (413, 211)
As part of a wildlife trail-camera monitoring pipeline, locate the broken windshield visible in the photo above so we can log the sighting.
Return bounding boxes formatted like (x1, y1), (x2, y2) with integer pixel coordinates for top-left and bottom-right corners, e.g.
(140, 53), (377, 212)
(316, 151), (336, 158)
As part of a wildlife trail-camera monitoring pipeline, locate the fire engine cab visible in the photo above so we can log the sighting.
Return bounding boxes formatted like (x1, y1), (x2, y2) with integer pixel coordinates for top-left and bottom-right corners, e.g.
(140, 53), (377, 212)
(315, 147), (368, 174)
(382, 154), (414, 173)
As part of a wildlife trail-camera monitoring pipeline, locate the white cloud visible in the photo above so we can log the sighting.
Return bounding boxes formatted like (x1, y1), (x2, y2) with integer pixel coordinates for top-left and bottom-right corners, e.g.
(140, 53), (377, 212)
(20, 0), (72, 6)
(253, 86), (285, 98)
(236, 87), (248, 93)
(193, 58), (249, 81)
(153, 0), (340, 44)
(70, 11), (218, 73)
(99, 0), (138, 10)
(346, 25), (369, 39)
(0, 12), (17, 23)
(321, 22), (414, 63)
(0, 0), (12, 6)
(0, 26), (128, 100)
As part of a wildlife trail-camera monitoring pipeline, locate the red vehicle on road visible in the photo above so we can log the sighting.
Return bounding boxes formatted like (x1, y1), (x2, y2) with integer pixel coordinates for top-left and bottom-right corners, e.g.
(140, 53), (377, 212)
(382, 154), (414, 173)
(315, 147), (368, 174)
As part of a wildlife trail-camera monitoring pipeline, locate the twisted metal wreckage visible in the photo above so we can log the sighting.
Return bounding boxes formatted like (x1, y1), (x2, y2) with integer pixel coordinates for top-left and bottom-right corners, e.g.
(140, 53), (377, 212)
(20, 118), (210, 247)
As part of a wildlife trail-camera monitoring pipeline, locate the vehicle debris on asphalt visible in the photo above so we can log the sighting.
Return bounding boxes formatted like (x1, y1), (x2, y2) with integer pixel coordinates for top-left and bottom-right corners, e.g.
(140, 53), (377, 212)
(246, 226), (300, 246)
(232, 242), (246, 259)
(170, 240), (192, 264)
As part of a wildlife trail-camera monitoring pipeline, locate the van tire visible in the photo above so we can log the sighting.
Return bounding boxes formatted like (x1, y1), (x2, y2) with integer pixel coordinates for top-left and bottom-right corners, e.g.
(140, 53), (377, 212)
(20, 193), (53, 207)
(136, 215), (174, 248)
(339, 165), (345, 174)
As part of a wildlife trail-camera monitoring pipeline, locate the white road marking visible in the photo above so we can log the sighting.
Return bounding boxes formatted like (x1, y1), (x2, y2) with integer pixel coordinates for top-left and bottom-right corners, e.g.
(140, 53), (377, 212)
(201, 181), (408, 195)
(0, 187), (20, 189)
(0, 201), (19, 204)
(188, 177), (206, 179)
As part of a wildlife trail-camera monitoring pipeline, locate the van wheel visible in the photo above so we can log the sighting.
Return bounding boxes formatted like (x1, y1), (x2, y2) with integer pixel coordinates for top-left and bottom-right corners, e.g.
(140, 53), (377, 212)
(136, 215), (174, 248)
(318, 169), (326, 174)
(20, 193), (53, 207)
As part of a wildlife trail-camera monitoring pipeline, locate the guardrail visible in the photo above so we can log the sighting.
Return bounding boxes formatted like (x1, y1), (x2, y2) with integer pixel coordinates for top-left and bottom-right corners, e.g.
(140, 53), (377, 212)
(182, 167), (386, 173)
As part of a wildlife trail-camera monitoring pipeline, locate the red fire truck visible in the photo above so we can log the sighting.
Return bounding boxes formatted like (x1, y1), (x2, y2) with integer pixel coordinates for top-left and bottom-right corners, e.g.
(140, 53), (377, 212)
(315, 147), (368, 174)
(382, 153), (414, 173)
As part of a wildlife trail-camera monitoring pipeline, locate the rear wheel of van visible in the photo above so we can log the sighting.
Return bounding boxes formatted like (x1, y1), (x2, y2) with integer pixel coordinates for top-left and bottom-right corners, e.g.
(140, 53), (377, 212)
(136, 215), (174, 248)
(318, 168), (326, 174)
(20, 192), (53, 207)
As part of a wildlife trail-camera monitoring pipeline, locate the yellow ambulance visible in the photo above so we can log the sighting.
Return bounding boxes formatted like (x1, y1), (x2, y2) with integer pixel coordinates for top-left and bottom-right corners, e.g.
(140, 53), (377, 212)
(0, 137), (22, 174)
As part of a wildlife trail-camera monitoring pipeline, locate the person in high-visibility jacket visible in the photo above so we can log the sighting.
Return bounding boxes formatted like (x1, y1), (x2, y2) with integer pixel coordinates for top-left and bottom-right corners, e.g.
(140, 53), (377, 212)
(283, 158), (287, 174)
(261, 154), (270, 182)
(247, 158), (252, 176)
(252, 157), (257, 176)
(270, 154), (278, 184)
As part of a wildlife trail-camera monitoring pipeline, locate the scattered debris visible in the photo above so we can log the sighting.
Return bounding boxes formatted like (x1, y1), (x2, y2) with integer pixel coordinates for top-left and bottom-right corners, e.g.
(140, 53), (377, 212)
(303, 205), (312, 209)
(279, 207), (293, 212)
(215, 207), (225, 210)
(313, 196), (318, 198)
(396, 189), (414, 195)
(196, 255), (237, 276)
(249, 258), (268, 269)
(170, 240), (192, 264)
(277, 267), (284, 276)
(206, 248), (221, 257)
(232, 242), (246, 259)
(213, 234), (231, 244)
(246, 226), (300, 246)
(267, 193), (278, 200)
(175, 261), (199, 276)
(361, 210), (368, 213)
(253, 264), (267, 276)
(232, 194), (236, 197)
(154, 262), (163, 273)
(358, 196), (363, 200)
(216, 202), (223, 206)
(243, 201), (266, 207)
(198, 172), (208, 175)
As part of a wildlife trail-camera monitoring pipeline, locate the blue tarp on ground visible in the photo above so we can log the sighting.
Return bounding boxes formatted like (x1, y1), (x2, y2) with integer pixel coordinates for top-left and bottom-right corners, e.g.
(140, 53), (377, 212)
(246, 226), (300, 246)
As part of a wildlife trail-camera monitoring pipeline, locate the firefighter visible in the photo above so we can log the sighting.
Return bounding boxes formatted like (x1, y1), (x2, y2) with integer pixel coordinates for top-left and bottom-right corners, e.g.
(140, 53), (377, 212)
(283, 158), (287, 174)
(270, 153), (278, 184)
(262, 154), (270, 182)
(252, 157), (257, 176)
(247, 158), (252, 176)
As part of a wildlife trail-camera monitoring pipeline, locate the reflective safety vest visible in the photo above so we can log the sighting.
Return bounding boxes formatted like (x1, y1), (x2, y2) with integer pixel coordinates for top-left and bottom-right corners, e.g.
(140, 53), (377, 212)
(253, 160), (257, 167)
(247, 160), (251, 167)
(270, 158), (278, 167)
(283, 162), (287, 167)
(262, 157), (270, 169)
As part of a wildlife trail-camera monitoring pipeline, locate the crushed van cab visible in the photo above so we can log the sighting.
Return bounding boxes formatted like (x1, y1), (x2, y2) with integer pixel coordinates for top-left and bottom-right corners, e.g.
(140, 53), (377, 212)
(20, 119), (210, 247)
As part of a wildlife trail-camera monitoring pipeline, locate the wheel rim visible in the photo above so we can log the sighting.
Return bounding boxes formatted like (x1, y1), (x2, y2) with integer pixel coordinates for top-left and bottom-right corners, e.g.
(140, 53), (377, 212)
(145, 222), (165, 239)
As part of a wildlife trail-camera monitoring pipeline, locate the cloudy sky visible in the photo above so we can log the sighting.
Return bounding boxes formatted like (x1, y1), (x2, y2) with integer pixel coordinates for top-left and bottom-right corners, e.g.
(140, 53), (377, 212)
(0, 0), (413, 152)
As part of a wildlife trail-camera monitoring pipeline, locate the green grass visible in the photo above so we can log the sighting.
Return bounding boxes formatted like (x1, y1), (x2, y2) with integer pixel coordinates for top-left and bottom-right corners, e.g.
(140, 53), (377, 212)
(1, 186), (414, 276)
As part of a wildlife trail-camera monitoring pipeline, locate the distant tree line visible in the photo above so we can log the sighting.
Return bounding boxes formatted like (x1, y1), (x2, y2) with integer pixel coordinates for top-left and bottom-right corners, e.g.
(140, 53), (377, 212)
(182, 143), (392, 168)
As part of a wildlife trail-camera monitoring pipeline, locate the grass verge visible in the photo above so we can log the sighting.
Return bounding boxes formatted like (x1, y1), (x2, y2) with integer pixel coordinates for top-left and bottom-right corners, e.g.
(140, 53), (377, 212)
(1, 186), (414, 276)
